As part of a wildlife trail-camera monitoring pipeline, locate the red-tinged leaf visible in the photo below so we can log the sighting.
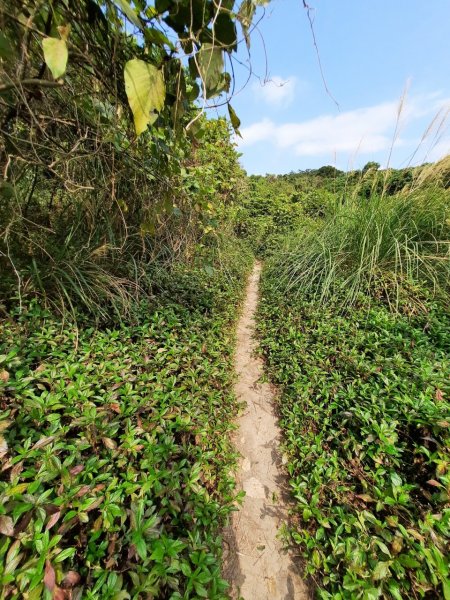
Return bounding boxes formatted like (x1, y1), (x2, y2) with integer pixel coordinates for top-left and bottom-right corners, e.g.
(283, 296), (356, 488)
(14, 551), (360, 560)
(69, 465), (84, 476)
(0, 515), (14, 536)
(109, 403), (121, 413)
(57, 516), (77, 535)
(0, 369), (9, 382)
(111, 382), (123, 390)
(427, 479), (442, 487)
(75, 485), (91, 498)
(44, 560), (55, 591)
(46, 511), (61, 530)
(61, 570), (81, 588)
(435, 389), (444, 401)
(54, 586), (67, 600)
(32, 436), (55, 450)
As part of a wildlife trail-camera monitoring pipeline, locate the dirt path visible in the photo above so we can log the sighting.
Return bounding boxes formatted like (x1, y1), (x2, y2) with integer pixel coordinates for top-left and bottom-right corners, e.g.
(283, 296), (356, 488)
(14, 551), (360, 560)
(223, 262), (310, 600)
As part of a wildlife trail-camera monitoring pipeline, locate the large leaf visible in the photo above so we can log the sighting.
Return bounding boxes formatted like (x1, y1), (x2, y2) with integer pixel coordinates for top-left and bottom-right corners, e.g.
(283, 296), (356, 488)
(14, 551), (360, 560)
(124, 59), (165, 135)
(196, 44), (227, 99)
(114, 0), (143, 30)
(42, 38), (68, 79)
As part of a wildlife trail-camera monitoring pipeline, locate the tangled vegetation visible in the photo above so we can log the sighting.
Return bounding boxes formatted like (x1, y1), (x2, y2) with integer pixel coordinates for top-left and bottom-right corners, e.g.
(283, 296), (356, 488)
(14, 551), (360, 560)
(0, 0), (249, 318)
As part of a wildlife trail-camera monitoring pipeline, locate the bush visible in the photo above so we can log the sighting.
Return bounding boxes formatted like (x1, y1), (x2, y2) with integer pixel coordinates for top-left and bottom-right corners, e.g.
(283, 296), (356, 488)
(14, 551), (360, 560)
(0, 253), (250, 599)
(258, 275), (450, 599)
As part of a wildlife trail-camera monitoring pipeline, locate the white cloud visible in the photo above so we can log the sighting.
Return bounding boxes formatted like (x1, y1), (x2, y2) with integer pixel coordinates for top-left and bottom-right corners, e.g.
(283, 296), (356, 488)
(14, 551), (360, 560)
(238, 94), (450, 163)
(252, 76), (298, 107)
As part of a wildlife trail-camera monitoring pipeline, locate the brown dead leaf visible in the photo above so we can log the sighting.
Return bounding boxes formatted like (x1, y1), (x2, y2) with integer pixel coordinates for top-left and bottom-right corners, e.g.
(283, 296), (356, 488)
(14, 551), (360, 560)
(61, 570), (81, 588)
(31, 436), (55, 450)
(0, 515), (14, 536)
(44, 560), (55, 591)
(0, 370), (9, 383)
(426, 479), (442, 487)
(69, 465), (84, 476)
(0, 435), (8, 454)
(75, 485), (91, 498)
(435, 389), (444, 401)
(102, 437), (117, 450)
(356, 494), (375, 503)
(54, 586), (67, 600)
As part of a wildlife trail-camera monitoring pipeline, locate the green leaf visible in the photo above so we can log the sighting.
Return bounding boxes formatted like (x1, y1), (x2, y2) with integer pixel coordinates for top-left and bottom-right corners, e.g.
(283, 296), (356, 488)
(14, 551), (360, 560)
(124, 59), (165, 135)
(144, 27), (174, 49)
(237, 0), (255, 48)
(398, 554), (420, 568)
(115, 0), (143, 30)
(443, 578), (450, 600)
(42, 38), (68, 79)
(196, 44), (226, 99)
(54, 547), (75, 562)
(373, 561), (391, 581)
(135, 537), (147, 560)
(213, 14), (237, 50)
(0, 33), (14, 60)
(228, 103), (241, 136)
(194, 582), (208, 597)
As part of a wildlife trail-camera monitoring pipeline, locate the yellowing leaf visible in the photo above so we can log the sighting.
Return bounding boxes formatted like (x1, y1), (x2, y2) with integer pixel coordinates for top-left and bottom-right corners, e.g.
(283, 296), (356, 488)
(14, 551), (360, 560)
(228, 103), (241, 136)
(102, 437), (117, 450)
(124, 59), (165, 135)
(0, 434), (8, 453)
(0, 515), (14, 536)
(42, 37), (68, 79)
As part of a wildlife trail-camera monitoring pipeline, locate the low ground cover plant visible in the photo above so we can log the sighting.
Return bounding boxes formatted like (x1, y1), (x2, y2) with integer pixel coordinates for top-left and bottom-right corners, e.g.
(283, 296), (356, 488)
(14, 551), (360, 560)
(258, 264), (450, 598)
(0, 246), (251, 599)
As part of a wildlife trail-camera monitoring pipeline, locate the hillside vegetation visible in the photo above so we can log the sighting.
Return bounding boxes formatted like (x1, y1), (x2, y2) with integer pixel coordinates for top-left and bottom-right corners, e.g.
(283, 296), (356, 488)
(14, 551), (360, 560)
(256, 160), (450, 599)
(1, 2), (449, 598)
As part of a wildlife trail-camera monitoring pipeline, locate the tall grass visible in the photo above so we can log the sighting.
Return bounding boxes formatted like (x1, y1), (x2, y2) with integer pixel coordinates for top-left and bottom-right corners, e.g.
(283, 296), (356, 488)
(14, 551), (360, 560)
(273, 156), (450, 308)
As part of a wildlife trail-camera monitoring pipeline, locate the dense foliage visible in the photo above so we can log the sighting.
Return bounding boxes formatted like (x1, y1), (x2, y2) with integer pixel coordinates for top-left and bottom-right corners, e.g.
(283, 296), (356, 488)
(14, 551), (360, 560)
(0, 241), (252, 599)
(254, 160), (450, 599)
(276, 165), (450, 308)
(0, 0), (253, 317)
(258, 282), (449, 599)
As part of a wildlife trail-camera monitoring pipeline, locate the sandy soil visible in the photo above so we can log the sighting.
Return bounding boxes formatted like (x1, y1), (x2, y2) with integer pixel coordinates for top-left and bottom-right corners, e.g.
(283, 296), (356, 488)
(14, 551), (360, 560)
(223, 262), (310, 600)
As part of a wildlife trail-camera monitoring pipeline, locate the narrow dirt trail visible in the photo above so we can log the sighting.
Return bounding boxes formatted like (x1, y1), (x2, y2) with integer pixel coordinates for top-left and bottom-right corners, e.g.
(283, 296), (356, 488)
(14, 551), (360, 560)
(223, 262), (309, 600)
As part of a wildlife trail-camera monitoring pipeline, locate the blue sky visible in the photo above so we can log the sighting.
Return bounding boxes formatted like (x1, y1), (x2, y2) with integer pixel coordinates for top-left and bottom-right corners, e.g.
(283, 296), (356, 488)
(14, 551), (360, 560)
(216, 0), (450, 174)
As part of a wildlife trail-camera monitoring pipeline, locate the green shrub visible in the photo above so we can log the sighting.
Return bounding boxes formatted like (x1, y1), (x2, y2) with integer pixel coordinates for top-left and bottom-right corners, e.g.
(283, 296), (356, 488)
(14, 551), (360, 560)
(0, 256), (249, 599)
(258, 275), (450, 599)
